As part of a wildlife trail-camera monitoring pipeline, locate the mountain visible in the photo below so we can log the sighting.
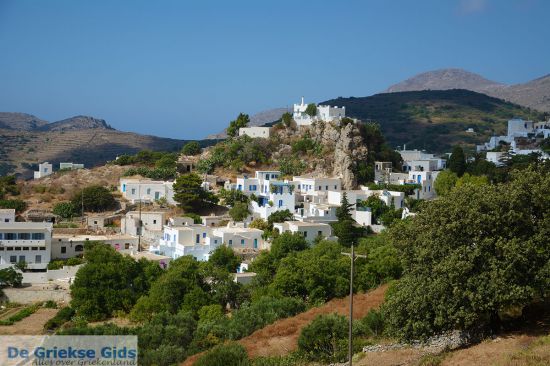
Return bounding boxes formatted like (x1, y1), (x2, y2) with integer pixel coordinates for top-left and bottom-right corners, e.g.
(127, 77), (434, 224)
(322, 89), (545, 153)
(206, 107), (287, 139)
(38, 115), (114, 132)
(0, 112), (48, 131)
(0, 113), (191, 177)
(385, 68), (550, 112)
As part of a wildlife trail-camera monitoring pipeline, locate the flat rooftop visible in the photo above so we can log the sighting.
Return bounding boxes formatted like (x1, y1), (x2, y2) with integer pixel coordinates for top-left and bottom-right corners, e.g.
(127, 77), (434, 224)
(52, 234), (136, 241)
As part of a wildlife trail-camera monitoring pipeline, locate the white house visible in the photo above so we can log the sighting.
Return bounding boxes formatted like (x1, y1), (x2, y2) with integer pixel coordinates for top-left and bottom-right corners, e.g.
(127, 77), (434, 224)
(120, 178), (176, 204)
(273, 221), (332, 243)
(34, 162), (53, 179)
(292, 97), (345, 126)
(150, 224), (220, 261)
(294, 202), (338, 223)
(59, 162), (84, 170)
(51, 234), (138, 259)
(236, 171), (295, 220)
(212, 226), (265, 250)
(292, 176), (341, 202)
(486, 151), (505, 166)
(121, 211), (169, 244)
(0, 209), (16, 223)
(0, 211), (52, 270)
(239, 127), (270, 139)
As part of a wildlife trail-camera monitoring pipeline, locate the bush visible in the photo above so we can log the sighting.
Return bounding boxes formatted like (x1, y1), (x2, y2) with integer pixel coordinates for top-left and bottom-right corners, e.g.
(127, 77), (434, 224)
(71, 186), (116, 213)
(44, 307), (75, 331)
(182, 141), (202, 156)
(183, 213), (202, 224)
(0, 199), (26, 213)
(0, 304), (40, 325)
(356, 309), (385, 337)
(298, 313), (348, 362)
(43, 300), (58, 309)
(195, 342), (250, 366)
(53, 201), (77, 218)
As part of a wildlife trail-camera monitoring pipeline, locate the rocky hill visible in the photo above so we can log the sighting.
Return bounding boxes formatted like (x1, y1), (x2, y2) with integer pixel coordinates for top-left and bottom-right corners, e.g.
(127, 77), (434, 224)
(0, 113), (190, 177)
(322, 89), (546, 152)
(385, 68), (550, 112)
(0, 112), (48, 131)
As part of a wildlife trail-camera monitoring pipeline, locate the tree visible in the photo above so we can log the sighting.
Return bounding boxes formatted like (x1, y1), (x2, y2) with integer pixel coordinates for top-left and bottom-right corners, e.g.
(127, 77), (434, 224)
(0, 267), (22, 288)
(226, 113), (250, 138)
(53, 202), (77, 219)
(194, 342), (250, 366)
(434, 170), (458, 197)
(173, 173), (218, 213)
(455, 172), (489, 189)
(71, 243), (154, 320)
(182, 141), (202, 156)
(448, 146), (466, 176)
(382, 167), (550, 340)
(305, 103), (317, 117)
(281, 112), (292, 127)
(218, 188), (249, 207)
(209, 246), (241, 273)
(298, 313), (348, 362)
(267, 209), (293, 228)
(336, 192), (354, 221)
(71, 186), (117, 213)
(332, 193), (364, 247)
(270, 232), (308, 260)
(228, 202), (250, 222)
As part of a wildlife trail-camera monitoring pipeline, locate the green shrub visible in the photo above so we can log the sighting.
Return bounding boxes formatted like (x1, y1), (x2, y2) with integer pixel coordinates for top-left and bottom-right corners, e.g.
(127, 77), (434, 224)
(43, 300), (58, 309)
(0, 304), (40, 325)
(298, 313), (348, 362)
(195, 342), (250, 366)
(0, 199), (26, 213)
(44, 307), (76, 331)
(356, 309), (385, 337)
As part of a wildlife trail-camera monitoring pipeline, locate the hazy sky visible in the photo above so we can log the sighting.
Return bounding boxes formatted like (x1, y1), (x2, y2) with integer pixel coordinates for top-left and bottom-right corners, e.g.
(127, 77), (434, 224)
(0, 0), (548, 139)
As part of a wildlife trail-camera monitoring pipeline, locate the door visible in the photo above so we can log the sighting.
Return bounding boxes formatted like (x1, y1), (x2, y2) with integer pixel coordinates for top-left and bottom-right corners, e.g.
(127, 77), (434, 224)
(254, 239), (258, 249)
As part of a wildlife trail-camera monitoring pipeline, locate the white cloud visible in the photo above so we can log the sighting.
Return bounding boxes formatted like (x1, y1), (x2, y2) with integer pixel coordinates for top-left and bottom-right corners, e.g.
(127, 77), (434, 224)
(457, 0), (488, 15)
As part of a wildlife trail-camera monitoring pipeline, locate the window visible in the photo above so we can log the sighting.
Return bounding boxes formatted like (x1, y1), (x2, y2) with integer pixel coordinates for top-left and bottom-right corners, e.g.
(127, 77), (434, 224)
(10, 256), (16, 263)
(318, 231), (322, 237)
(241, 239), (245, 246)
(153, 219), (157, 224)
(7, 247), (13, 251)
(334, 185), (337, 189)
(131, 188), (136, 194)
(254, 239), (258, 249)
(39, 247), (46, 251)
(196, 234), (200, 243)
(202, 232), (206, 238)
(147, 188), (151, 195)
(214, 240), (218, 244)
(0, 248), (3, 251)
(125, 243), (130, 249)
(4, 219), (8, 223)
(229, 240), (232, 246)
(325, 185), (328, 190)
(18, 255), (25, 263)
(297, 184), (301, 189)
(303, 231), (308, 237)
(278, 200), (283, 207)
(61, 247), (66, 254)
(74, 245), (84, 252)
(35, 255), (41, 264)
(94, 221), (98, 225)
(265, 174), (270, 180)
(0, 233), (2, 240)
(32, 247), (38, 251)
(31, 233), (45, 240)
(5, 233), (16, 240)
(318, 186), (321, 190)
(22, 247), (29, 251)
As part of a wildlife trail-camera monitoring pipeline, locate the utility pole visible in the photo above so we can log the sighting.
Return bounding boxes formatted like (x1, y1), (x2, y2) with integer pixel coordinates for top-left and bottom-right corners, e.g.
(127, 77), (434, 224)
(138, 184), (142, 252)
(81, 188), (84, 225)
(341, 245), (366, 366)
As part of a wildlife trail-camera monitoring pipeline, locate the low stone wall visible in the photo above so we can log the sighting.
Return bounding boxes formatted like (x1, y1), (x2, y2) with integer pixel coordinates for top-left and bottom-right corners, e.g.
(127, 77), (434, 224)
(2, 287), (71, 304)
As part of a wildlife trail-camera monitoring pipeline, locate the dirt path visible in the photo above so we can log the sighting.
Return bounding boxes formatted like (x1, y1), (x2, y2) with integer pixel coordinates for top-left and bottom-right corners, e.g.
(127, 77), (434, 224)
(0, 308), (58, 335)
(182, 284), (388, 366)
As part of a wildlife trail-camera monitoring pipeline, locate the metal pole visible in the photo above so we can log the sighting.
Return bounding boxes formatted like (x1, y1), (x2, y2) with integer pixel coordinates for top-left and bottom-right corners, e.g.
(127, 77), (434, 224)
(349, 244), (354, 366)
(138, 184), (142, 252)
(341, 245), (366, 366)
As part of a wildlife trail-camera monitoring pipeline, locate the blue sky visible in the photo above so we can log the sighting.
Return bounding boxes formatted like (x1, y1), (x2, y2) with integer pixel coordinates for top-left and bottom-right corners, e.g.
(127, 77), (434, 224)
(0, 0), (548, 139)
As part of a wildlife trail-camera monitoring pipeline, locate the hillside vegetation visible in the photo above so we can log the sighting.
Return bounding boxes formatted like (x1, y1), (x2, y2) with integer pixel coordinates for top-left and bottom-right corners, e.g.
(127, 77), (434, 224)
(323, 89), (546, 152)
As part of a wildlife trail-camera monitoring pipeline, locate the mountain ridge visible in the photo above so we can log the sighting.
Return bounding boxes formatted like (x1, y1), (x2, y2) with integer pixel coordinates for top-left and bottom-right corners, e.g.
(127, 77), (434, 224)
(385, 68), (550, 112)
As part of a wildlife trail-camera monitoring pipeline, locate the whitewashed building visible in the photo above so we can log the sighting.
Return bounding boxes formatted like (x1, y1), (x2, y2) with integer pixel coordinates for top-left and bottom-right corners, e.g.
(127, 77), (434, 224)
(273, 221), (332, 243)
(239, 127), (270, 139)
(292, 97), (346, 126)
(34, 162), (53, 179)
(120, 178), (176, 204)
(236, 171), (295, 219)
(0, 209), (15, 223)
(59, 162), (84, 170)
(51, 234), (138, 259)
(293, 176), (341, 202)
(0, 210), (52, 270)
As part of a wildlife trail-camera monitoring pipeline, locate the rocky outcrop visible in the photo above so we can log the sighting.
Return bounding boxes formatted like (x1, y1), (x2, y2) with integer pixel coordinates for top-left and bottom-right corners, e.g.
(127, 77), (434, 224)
(308, 120), (368, 189)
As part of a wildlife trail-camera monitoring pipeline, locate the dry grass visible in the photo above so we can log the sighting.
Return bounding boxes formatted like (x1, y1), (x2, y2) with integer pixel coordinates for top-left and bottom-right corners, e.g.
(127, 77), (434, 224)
(181, 284), (388, 366)
(0, 308), (58, 335)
